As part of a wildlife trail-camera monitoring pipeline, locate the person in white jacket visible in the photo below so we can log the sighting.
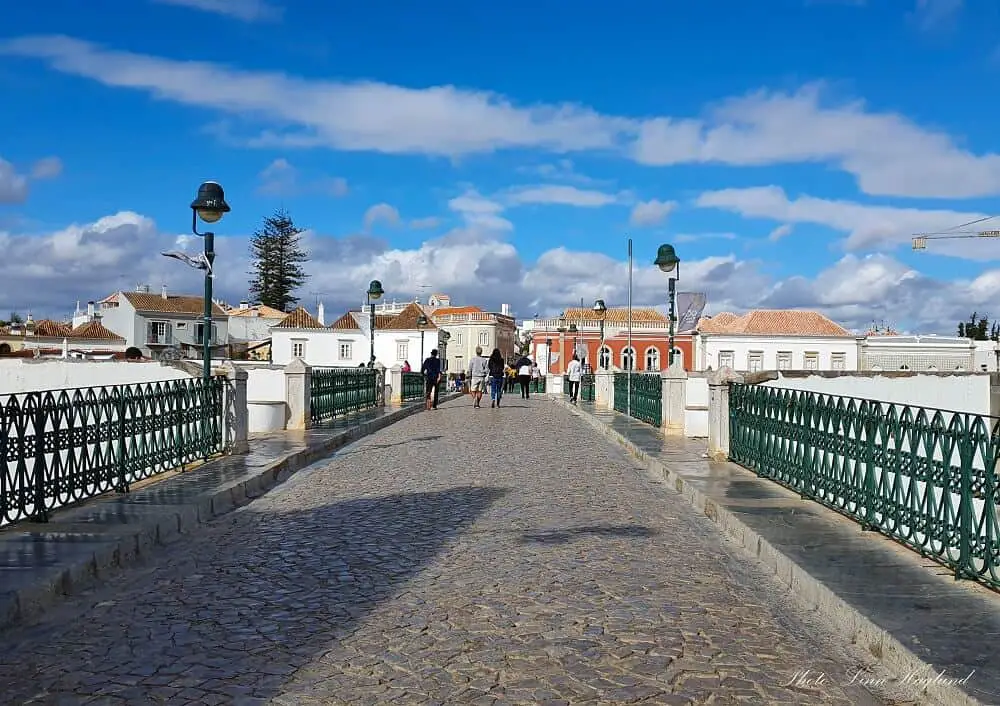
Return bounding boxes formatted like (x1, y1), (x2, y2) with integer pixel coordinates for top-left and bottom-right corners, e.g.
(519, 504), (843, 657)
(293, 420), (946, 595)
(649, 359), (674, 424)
(566, 354), (583, 403)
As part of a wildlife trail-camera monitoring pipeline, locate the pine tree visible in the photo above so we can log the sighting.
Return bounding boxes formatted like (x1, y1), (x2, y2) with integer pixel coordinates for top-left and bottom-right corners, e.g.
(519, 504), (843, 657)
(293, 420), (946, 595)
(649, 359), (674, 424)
(248, 209), (309, 312)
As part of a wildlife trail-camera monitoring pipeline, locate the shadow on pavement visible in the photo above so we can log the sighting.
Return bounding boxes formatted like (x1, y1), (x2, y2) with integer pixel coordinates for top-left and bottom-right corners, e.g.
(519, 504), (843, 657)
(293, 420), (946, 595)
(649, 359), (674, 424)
(0, 486), (507, 704)
(337, 434), (444, 455)
(519, 523), (660, 545)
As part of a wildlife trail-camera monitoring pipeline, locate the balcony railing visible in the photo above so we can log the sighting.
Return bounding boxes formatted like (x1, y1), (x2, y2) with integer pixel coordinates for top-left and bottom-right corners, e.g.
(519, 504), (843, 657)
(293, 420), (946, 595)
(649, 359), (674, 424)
(147, 329), (173, 345)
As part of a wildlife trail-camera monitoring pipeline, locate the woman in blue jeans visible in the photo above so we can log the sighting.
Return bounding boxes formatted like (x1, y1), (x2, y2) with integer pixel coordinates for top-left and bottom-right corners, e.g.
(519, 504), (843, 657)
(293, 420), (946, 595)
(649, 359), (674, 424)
(487, 348), (505, 408)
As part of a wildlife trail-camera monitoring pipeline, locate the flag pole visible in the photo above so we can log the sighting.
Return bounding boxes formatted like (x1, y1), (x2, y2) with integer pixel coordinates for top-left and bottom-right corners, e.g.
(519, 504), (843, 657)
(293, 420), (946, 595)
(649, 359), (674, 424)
(627, 236), (633, 419)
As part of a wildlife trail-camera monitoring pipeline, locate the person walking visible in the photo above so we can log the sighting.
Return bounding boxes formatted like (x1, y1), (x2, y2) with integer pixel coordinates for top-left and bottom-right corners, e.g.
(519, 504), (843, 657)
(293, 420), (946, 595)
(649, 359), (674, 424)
(566, 353), (583, 403)
(421, 349), (442, 410)
(517, 358), (533, 399)
(487, 348), (505, 408)
(467, 345), (490, 409)
(531, 362), (541, 393)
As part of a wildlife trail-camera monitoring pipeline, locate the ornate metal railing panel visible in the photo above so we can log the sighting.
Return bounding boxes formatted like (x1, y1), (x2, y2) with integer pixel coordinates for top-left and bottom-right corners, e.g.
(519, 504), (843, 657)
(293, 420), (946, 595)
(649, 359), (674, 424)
(401, 372), (424, 402)
(730, 383), (1000, 590)
(310, 368), (379, 422)
(580, 374), (596, 402)
(613, 373), (661, 427)
(530, 377), (546, 393)
(1, 377), (224, 527)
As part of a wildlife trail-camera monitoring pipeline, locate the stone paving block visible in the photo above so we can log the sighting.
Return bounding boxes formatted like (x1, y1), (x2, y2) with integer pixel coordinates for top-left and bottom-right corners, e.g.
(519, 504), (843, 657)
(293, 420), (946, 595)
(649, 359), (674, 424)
(0, 396), (931, 705)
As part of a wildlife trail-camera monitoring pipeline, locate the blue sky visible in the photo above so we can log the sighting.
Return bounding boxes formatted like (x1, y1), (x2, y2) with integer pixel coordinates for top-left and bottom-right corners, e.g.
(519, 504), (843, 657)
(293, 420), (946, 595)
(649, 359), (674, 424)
(2, 0), (1000, 332)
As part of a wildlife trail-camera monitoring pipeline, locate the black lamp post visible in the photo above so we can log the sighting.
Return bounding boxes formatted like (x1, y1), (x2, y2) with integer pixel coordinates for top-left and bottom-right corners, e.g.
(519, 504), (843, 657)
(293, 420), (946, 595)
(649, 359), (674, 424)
(417, 313), (428, 363)
(367, 280), (384, 367)
(569, 323), (579, 363)
(654, 244), (681, 369)
(593, 299), (607, 369)
(187, 181), (231, 380)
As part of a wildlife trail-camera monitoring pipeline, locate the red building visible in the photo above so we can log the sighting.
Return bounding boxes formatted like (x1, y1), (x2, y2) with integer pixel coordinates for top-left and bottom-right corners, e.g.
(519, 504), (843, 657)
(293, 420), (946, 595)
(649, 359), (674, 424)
(529, 306), (695, 374)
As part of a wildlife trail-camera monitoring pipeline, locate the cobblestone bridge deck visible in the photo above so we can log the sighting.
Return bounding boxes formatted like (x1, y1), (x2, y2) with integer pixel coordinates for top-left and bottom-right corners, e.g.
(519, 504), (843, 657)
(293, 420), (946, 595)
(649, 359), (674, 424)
(0, 397), (914, 705)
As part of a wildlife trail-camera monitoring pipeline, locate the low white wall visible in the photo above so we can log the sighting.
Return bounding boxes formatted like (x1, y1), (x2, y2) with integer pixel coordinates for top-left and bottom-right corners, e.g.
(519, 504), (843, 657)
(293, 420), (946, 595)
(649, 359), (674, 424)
(242, 365), (286, 403)
(0, 359), (193, 395)
(684, 376), (709, 437)
(758, 371), (992, 416)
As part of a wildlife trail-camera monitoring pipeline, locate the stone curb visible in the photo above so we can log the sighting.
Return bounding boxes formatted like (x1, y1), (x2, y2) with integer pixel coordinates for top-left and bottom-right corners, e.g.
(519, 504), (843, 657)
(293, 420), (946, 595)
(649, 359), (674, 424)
(551, 395), (979, 706)
(0, 395), (458, 632)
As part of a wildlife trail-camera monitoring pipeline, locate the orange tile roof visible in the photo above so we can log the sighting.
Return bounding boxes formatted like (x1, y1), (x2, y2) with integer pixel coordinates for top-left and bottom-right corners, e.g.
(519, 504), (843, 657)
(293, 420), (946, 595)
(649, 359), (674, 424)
(432, 305), (482, 316)
(121, 291), (226, 316)
(274, 307), (325, 329)
(226, 304), (286, 318)
(562, 307), (669, 324)
(330, 312), (360, 330)
(70, 320), (125, 341)
(698, 309), (852, 337)
(33, 319), (72, 337)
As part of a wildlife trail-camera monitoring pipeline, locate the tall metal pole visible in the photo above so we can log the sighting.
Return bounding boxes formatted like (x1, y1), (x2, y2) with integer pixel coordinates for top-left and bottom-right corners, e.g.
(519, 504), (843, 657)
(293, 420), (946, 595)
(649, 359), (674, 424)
(627, 237), (633, 418)
(369, 296), (376, 367)
(202, 231), (215, 380)
(421, 329), (425, 363)
(668, 275), (676, 368)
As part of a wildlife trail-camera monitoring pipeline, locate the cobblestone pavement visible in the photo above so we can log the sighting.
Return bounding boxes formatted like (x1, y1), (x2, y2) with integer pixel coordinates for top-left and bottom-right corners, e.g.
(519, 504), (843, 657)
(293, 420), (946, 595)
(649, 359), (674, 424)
(0, 397), (917, 705)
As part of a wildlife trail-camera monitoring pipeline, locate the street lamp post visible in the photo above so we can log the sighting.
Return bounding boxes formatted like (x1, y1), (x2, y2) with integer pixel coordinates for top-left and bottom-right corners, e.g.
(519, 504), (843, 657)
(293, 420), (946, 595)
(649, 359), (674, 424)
(593, 299), (607, 369)
(367, 280), (384, 367)
(417, 313), (428, 363)
(994, 339), (1000, 372)
(654, 244), (681, 369)
(187, 181), (231, 380)
(557, 313), (568, 375)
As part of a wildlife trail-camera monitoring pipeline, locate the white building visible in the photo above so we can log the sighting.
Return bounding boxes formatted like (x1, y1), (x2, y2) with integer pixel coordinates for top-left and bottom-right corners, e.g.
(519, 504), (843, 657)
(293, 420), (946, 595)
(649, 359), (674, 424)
(226, 302), (288, 342)
(860, 334), (976, 372)
(92, 285), (229, 359)
(270, 303), (448, 369)
(0, 314), (126, 356)
(695, 310), (859, 372)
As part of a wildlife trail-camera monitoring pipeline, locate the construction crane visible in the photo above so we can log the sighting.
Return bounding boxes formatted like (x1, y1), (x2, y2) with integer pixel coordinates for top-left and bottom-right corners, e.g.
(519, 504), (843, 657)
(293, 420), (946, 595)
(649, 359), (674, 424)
(912, 216), (1000, 250)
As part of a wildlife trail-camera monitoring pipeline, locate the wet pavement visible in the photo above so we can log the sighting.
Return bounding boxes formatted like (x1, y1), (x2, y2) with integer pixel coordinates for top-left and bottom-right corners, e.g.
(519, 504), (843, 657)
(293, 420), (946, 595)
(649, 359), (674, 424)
(0, 395), (925, 704)
(566, 398), (1000, 706)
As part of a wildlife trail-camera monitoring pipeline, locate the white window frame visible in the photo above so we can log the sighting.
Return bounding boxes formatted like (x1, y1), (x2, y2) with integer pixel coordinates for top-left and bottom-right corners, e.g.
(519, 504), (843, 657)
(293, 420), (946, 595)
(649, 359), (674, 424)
(831, 352), (846, 371)
(777, 351), (792, 370)
(338, 340), (353, 361)
(719, 350), (735, 369)
(621, 347), (635, 371)
(478, 330), (489, 346)
(644, 346), (660, 371)
(804, 352), (819, 370)
(396, 339), (409, 362)
(670, 347), (684, 369)
(748, 351), (763, 373)
(291, 339), (306, 359)
(598, 346), (612, 370)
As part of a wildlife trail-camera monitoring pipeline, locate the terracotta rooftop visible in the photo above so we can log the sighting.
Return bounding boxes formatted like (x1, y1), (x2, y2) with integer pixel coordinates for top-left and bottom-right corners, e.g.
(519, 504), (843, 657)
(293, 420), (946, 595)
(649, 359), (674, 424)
(698, 309), (852, 337)
(432, 305), (482, 316)
(0, 319), (71, 337)
(71, 319), (125, 341)
(274, 307), (325, 329)
(226, 304), (286, 318)
(562, 307), (669, 324)
(120, 291), (227, 316)
(330, 312), (360, 330)
(329, 302), (437, 332)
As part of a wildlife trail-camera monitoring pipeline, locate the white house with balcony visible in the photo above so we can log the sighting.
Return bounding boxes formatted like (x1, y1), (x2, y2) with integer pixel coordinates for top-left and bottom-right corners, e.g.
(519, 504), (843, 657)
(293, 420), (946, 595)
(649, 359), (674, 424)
(428, 302), (516, 373)
(270, 302), (449, 369)
(695, 309), (860, 372)
(92, 285), (229, 359)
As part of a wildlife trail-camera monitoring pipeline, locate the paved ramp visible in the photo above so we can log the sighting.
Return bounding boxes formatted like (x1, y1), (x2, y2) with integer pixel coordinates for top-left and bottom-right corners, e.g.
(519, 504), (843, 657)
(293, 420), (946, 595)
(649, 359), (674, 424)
(0, 397), (912, 704)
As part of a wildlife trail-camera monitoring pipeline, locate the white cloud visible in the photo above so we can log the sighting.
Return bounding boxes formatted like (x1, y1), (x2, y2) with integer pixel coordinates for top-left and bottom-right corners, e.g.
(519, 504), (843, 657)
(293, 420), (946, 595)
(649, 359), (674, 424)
(673, 232), (738, 244)
(696, 185), (996, 256)
(505, 184), (619, 208)
(151, 0), (283, 22)
(2, 210), (996, 336)
(255, 157), (348, 198)
(448, 190), (513, 232)
(6, 36), (1000, 198)
(909, 0), (963, 31)
(409, 217), (442, 230)
(30, 156), (62, 179)
(768, 224), (793, 241)
(629, 199), (676, 227)
(363, 203), (401, 231)
(0, 158), (28, 204)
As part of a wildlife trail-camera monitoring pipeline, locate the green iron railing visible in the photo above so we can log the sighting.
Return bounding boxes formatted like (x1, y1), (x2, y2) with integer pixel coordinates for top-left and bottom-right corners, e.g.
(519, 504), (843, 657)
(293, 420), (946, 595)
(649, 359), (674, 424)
(311, 368), (379, 423)
(401, 372), (424, 402)
(729, 383), (1000, 591)
(530, 377), (546, 393)
(580, 374), (596, 402)
(613, 373), (661, 426)
(1, 377), (224, 527)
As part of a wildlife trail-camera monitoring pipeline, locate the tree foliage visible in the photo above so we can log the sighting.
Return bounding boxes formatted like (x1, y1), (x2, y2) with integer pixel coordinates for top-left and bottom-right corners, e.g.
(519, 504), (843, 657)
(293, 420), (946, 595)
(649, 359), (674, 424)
(248, 209), (309, 312)
(957, 311), (1000, 341)
(0, 312), (23, 327)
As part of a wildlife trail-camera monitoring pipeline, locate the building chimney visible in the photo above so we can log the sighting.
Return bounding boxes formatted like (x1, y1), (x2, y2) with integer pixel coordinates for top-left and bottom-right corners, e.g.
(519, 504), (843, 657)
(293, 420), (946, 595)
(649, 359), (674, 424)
(501, 303), (510, 316)
(161, 284), (168, 300)
(87, 301), (95, 319)
(239, 300), (249, 310)
(317, 302), (326, 326)
(25, 313), (35, 336)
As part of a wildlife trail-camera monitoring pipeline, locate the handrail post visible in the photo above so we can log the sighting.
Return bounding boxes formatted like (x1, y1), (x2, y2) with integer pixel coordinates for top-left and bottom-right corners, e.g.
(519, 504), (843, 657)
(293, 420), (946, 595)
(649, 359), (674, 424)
(31, 393), (48, 523)
(957, 422), (975, 580)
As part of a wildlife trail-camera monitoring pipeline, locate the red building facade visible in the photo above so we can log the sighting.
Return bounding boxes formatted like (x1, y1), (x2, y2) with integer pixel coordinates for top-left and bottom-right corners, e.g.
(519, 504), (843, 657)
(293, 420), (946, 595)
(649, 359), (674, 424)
(529, 306), (694, 374)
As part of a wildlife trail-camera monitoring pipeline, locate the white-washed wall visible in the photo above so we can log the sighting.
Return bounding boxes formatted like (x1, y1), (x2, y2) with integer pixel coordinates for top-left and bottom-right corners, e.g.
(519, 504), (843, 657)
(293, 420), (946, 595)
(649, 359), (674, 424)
(240, 364), (286, 402)
(684, 375), (709, 437)
(0, 359), (194, 394)
(758, 371), (992, 416)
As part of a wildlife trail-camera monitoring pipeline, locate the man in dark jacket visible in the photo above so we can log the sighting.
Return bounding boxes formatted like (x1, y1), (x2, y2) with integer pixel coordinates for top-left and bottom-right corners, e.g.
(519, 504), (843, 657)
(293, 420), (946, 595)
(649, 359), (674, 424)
(421, 349), (442, 410)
